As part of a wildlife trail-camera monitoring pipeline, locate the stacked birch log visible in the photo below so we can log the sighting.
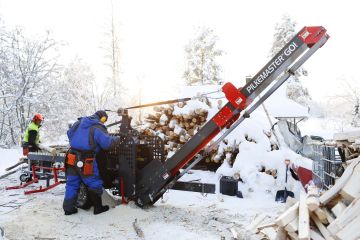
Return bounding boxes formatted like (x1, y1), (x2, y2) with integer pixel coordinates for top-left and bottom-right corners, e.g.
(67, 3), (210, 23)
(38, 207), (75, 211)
(253, 157), (360, 240)
(138, 98), (280, 174)
(140, 99), (222, 162)
(140, 102), (209, 156)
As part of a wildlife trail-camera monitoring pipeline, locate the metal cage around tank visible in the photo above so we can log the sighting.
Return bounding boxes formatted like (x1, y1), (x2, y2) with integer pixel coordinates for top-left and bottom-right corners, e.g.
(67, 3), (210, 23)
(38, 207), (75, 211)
(311, 144), (344, 190)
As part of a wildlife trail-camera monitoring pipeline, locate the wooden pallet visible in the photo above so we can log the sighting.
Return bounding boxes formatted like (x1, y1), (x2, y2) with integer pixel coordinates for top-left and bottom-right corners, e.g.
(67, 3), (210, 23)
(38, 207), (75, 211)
(254, 157), (360, 240)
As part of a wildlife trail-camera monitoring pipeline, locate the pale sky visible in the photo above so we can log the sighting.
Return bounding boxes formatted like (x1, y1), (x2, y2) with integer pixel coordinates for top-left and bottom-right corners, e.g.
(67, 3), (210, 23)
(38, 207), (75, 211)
(0, 0), (359, 103)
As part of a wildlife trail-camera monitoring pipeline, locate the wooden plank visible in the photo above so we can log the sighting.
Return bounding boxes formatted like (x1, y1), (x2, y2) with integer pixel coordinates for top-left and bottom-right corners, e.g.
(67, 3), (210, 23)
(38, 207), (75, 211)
(310, 212), (334, 240)
(246, 213), (267, 233)
(340, 162), (360, 201)
(310, 229), (325, 240)
(314, 208), (329, 224)
(275, 227), (287, 240)
(306, 195), (320, 212)
(260, 227), (277, 240)
(288, 231), (299, 240)
(323, 208), (335, 224)
(284, 216), (298, 232)
(299, 191), (310, 240)
(285, 196), (297, 209)
(0, 170), (17, 179)
(335, 214), (360, 240)
(306, 185), (320, 212)
(331, 201), (347, 218)
(4, 157), (27, 171)
(328, 197), (360, 236)
(319, 158), (360, 205)
(257, 222), (277, 231)
(230, 228), (239, 240)
(275, 202), (299, 227)
(325, 195), (343, 209)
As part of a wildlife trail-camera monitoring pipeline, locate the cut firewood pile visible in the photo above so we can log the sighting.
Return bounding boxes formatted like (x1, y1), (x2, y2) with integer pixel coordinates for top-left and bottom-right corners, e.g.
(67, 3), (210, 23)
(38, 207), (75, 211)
(252, 157), (360, 240)
(333, 130), (360, 161)
(139, 98), (215, 163)
(138, 97), (279, 171)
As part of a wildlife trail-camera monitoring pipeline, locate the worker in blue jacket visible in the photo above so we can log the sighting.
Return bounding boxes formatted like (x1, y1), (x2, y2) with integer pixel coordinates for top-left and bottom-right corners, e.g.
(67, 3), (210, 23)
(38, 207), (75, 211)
(63, 110), (118, 215)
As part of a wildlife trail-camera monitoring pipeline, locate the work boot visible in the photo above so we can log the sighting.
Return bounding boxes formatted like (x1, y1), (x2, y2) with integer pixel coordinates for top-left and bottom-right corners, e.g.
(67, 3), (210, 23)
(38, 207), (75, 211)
(89, 191), (109, 215)
(77, 187), (93, 210)
(64, 208), (78, 215)
(77, 198), (92, 210)
(63, 197), (78, 215)
(77, 183), (92, 210)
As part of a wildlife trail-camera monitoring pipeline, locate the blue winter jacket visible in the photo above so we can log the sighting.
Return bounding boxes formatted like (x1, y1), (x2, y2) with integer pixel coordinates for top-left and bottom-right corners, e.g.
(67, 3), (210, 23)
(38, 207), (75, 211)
(67, 115), (115, 153)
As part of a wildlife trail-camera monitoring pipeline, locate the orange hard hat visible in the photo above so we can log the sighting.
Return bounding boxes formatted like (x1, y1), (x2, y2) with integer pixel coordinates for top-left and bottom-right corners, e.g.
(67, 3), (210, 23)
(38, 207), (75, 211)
(32, 113), (44, 122)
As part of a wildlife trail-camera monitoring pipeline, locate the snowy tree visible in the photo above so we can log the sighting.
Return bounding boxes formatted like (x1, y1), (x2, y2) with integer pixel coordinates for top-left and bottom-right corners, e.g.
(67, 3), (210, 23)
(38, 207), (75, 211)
(352, 99), (360, 127)
(0, 26), (61, 146)
(183, 27), (224, 86)
(338, 78), (360, 127)
(325, 77), (360, 127)
(40, 57), (98, 140)
(61, 57), (97, 116)
(269, 14), (311, 107)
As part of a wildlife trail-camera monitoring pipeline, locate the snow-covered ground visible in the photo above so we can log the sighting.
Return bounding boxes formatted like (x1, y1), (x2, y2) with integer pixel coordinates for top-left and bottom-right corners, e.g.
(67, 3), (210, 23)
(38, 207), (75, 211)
(0, 148), (22, 175)
(0, 161), (283, 240)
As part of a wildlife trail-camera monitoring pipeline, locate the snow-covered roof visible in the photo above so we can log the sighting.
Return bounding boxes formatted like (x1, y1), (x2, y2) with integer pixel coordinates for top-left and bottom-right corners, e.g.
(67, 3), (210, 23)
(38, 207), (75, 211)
(262, 85), (309, 118)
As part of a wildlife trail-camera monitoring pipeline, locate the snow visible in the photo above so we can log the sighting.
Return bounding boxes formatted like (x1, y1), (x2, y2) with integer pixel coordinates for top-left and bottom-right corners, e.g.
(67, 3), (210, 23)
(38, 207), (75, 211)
(333, 129), (360, 141)
(159, 114), (168, 125)
(173, 99), (210, 116)
(297, 117), (360, 140)
(263, 85), (309, 118)
(0, 164), (282, 240)
(0, 148), (22, 175)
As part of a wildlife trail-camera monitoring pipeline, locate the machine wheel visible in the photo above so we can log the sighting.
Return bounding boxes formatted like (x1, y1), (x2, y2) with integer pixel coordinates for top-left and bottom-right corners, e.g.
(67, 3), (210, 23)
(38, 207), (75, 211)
(76, 182), (89, 208)
(19, 173), (30, 183)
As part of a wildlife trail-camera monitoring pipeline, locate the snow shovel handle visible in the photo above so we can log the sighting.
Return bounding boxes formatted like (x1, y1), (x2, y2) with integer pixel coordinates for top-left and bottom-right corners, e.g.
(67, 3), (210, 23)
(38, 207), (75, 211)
(285, 164), (289, 190)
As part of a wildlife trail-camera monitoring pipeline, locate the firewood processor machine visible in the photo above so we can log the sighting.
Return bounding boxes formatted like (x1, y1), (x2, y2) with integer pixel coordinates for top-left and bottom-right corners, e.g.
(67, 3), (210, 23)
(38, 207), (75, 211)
(7, 26), (329, 207)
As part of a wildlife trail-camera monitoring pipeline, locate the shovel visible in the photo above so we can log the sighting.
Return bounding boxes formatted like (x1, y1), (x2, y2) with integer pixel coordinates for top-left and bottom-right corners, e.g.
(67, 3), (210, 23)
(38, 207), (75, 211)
(275, 159), (294, 202)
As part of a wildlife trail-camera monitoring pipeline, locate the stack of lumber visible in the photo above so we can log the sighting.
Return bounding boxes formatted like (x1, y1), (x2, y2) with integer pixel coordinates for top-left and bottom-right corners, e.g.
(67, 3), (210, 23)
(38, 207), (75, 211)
(254, 157), (360, 240)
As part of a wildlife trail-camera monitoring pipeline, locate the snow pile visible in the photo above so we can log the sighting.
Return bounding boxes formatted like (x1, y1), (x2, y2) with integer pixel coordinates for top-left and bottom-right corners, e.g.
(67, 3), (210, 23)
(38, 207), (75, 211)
(172, 85), (310, 198)
(215, 111), (307, 198)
